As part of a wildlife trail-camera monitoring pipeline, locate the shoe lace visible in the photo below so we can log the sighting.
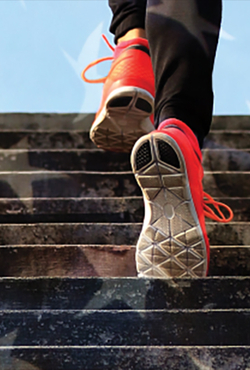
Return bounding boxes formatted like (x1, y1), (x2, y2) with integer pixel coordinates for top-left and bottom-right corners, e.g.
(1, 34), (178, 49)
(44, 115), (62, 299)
(203, 192), (234, 223)
(81, 34), (114, 84)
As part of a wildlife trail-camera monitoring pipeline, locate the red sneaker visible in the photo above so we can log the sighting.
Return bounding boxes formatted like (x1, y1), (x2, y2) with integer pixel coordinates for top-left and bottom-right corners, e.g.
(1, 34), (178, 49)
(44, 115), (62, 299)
(82, 35), (155, 152)
(131, 118), (233, 278)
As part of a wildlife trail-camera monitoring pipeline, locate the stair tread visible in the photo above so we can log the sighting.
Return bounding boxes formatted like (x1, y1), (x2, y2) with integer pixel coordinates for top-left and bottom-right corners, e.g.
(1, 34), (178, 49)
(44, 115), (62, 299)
(0, 310), (249, 346)
(0, 197), (247, 223)
(0, 130), (248, 149)
(0, 172), (248, 198)
(0, 244), (248, 277)
(0, 222), (246, 247)
(1, 346), (250, 370)
(0, 113), (250, 130)
(0, 276), (249, 309)
(0, 148), (249, 172)
(0, 197), (244, 224)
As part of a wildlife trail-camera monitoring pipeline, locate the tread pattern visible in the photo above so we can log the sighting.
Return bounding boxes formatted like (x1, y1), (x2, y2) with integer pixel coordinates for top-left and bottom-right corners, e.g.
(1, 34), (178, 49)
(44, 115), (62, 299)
(90, 90), (154, 153)
(132, 134), (207, 278)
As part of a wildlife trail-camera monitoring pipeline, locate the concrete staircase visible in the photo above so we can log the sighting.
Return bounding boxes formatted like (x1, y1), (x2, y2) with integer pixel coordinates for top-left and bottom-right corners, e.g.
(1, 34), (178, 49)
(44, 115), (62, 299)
(0, 113), (249, 369)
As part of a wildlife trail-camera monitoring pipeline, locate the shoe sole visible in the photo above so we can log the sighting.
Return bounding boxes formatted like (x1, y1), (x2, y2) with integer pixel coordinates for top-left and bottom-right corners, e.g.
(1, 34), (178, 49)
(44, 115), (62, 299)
(131, 131), (208, 278)
(90, 87), (154, 152)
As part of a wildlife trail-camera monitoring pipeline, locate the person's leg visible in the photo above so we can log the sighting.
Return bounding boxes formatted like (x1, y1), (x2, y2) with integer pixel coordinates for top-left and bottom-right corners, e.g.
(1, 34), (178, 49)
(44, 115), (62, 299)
(109, 0), (147, 44)
(146, 0), (222, 147)
(131, 0), (233, 278)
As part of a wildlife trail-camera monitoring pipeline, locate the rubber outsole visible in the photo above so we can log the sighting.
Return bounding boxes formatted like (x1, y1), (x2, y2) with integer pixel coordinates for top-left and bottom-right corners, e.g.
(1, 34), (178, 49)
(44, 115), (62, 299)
(90, 87), (154, 153)
(131, 132), (208, 278)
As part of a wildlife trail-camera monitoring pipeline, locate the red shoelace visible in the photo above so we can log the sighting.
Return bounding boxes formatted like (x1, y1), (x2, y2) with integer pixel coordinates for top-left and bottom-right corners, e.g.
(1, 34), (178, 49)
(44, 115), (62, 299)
(81, 35), (114, 84)
(203, 192), (234, 223)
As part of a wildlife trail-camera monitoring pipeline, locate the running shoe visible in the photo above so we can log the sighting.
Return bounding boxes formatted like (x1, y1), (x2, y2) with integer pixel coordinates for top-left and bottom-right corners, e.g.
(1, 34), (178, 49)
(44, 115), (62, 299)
(82, 35), (155, 152)
(131, 118), (233, 278)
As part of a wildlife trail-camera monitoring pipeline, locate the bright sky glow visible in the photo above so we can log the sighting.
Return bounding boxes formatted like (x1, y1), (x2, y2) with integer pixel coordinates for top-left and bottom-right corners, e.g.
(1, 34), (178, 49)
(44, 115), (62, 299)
(0, 0), (249, 115)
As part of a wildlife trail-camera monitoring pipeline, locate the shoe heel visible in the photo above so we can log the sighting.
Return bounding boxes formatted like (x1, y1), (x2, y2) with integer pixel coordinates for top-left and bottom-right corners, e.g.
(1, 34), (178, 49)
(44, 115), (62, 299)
(90, 87), (154, 152)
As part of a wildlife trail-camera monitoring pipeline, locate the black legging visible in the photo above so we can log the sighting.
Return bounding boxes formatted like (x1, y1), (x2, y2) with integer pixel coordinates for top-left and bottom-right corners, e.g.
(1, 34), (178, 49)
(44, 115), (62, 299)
(108, 0), (222, 147)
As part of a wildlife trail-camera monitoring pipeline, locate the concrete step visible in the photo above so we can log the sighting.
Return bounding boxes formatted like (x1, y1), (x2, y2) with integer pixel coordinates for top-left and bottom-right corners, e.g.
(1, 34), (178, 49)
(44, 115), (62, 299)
(0, 277), (250, 347)
(0, 148), (249, 172)
(1, 113), (250, 131)
(0, 222), (247, 246)
(0, 197), (247, 223)
(0, 171), (140, 198)
(202, 149), (250, 171)
(1, 346), (249, 370)
(0, 114), (249, 152)
(0, 245), (249, 277)
(0, 149), (131, 172)
(0, 309), (250, 346)
(0, 171), (248, 198)
(0, 130), (249, 150)
(0, 197), (144, 223)
(204, 131), (250, 150)
(0, 277), (250, 369)
(211, 115), (250, 130)
(0, 277), (249, 309)
(0, 113), (94, 131)
(0, 131), (95, 150)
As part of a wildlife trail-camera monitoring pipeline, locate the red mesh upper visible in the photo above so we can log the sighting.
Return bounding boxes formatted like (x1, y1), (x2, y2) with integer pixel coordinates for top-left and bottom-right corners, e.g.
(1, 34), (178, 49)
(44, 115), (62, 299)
(97, 43), (155, 116)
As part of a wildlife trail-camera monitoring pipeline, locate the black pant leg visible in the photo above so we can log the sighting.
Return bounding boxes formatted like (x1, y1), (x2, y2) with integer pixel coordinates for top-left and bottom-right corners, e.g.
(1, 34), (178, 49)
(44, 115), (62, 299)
(109, 0), (147, 43)
(146, 0), (222, 147)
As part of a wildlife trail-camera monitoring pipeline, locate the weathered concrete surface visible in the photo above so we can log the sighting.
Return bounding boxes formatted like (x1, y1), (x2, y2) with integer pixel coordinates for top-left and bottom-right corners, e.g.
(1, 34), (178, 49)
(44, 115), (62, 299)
(0, 245), (249, 278)
(1, 309), (250, 346)
(1, 113), (250, 131)
(1, 346), (250, 370)
(0, 197), (248, 223)
(0, 171), (248, 198)
(0, 222), (247, 246)
(0, 277), (250, 310)
(0, 114), (248, 369)
(0, 148), (249, 172)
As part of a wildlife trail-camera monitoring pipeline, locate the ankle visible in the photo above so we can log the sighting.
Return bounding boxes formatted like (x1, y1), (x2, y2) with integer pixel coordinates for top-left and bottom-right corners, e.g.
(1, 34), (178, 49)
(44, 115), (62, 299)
(117, 28), (147, 44)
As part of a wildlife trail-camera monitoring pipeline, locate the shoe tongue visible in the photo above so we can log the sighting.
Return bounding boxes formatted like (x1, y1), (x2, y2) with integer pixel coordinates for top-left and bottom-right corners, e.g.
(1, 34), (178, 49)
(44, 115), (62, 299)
(114, 38), (149, 58)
